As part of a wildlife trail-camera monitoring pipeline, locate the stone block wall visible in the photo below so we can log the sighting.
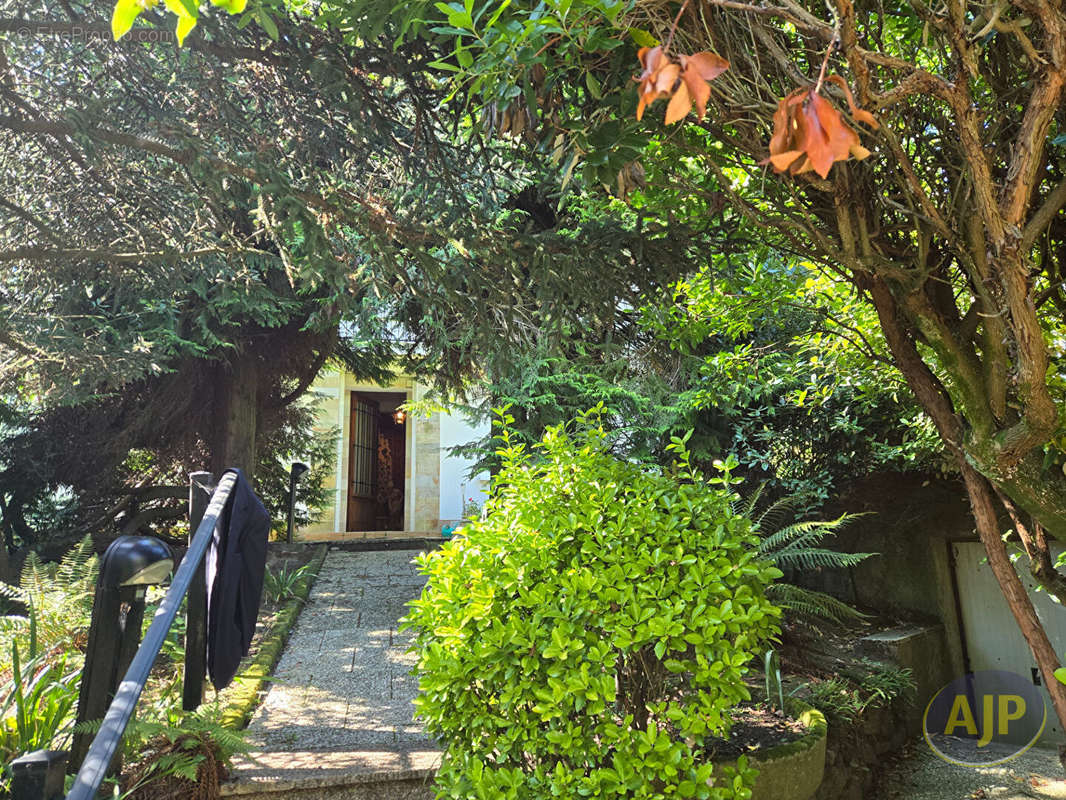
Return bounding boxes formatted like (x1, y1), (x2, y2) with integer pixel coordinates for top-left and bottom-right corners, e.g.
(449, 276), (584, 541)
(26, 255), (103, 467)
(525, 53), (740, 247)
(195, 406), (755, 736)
(412, 411), (440, 532)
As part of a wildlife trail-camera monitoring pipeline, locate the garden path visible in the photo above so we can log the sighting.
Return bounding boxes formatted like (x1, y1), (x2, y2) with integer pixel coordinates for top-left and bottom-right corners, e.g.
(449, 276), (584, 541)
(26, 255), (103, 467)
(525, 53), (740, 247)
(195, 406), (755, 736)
(876, 740), (1066, 799)
(225, 548), (440, 792)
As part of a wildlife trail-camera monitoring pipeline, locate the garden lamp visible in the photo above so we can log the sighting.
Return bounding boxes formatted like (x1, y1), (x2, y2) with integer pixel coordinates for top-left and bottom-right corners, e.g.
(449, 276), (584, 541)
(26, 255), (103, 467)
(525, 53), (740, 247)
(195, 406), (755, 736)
(286, 462), (310, 544)
(71, 535), (173, 774)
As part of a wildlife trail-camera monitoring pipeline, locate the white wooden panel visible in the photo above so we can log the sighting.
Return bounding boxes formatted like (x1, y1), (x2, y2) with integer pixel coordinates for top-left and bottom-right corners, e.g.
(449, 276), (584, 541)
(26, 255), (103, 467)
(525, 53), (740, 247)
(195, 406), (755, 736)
(953, 541), (1066, 742)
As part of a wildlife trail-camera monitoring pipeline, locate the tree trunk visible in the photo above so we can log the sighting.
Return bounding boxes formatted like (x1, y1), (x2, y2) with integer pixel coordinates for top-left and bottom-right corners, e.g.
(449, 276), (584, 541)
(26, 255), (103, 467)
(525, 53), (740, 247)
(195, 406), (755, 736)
(210, 355), (259, 481)
(960, 462), (1066, 733)
(865, 274), (1066, 738)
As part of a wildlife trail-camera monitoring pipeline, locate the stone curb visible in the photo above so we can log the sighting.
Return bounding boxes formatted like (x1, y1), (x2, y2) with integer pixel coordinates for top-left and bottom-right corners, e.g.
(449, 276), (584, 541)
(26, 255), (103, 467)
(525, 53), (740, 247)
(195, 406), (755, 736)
(714, 698), (828, 800)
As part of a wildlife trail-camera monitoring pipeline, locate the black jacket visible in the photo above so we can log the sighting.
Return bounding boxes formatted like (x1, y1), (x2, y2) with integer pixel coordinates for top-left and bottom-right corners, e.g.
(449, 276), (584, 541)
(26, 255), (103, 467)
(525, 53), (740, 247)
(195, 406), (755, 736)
(205, 469), (271, 691)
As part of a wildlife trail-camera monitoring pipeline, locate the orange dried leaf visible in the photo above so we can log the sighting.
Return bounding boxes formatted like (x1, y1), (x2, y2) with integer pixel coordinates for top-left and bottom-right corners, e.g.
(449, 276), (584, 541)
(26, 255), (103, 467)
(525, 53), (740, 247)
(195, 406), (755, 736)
(638, 46), (661, 73)
(824, 74), (880, 128)
(682, 63), (712, 119)
(665, 81), (691, 124)
(768, 150), (804, 171)
(807, 92), (857, 177)
(633, 46), (728, 125)
(685, 51), (729, 81)
(654, 63), (680, 94)
(764, 79), (877, 178)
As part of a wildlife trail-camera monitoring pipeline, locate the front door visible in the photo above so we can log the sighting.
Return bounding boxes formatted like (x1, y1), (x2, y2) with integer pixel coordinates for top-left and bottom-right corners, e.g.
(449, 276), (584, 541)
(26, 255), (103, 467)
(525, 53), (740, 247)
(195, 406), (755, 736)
(346, 394), (379, 531)
(952, 540), (1066, 743)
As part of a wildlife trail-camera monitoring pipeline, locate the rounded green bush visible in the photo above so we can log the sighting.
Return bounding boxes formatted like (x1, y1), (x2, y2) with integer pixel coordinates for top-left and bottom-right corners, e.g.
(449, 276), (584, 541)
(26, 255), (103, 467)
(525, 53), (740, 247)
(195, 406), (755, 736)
(404, 411), (782, 800)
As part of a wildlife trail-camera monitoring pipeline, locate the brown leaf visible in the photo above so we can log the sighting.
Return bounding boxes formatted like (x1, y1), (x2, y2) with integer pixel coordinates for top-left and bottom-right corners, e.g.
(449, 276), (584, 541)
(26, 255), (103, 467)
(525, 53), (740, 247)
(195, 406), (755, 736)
(763, 79), (877, 178)
(806, 92), (856, 178)
(633, 46), (728, 125)
(824, 75), (880, 128)
(665, 80), (691, 125)
(684, 51), (729, 81)
(682, 63), (712, 119)
(769, 150), (805, 171)
(638, 46), (661, 74)
(765, 88), (805, 158)
(654, 63), (680, 95)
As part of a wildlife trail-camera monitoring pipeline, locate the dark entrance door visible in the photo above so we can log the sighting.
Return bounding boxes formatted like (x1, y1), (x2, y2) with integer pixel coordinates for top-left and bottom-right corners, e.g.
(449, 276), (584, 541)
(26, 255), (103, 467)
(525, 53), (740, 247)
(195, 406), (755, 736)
(346, 394), (379, 531)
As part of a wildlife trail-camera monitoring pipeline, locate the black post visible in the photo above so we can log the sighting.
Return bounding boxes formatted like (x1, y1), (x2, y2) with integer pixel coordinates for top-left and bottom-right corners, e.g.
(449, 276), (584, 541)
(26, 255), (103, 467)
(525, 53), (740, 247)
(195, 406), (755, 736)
(286, 462), (309, 544)
(183, 471), (212, 711)
(69, 536), (172, 774)
(11, 750), (67, 800)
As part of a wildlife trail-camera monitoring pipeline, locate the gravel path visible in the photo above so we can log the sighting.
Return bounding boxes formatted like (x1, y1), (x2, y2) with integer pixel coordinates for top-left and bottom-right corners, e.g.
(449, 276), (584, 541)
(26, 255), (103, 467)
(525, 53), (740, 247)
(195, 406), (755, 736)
(876, 740), (1066, 800)
(231, 548), (440, 783)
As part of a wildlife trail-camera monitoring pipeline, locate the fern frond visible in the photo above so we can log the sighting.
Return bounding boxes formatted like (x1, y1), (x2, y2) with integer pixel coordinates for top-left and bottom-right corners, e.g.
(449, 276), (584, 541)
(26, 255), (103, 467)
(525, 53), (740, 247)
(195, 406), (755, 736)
(766, 583), (869, 624)
(56, 536), (98, 592)
(773, 547), (876, 570)
(757, 514), (862, 554)
(734, 483), (766, 519)
(753, 494), (802, 533)
(19, 552), (50, 600)
(0, 581), (26, 602)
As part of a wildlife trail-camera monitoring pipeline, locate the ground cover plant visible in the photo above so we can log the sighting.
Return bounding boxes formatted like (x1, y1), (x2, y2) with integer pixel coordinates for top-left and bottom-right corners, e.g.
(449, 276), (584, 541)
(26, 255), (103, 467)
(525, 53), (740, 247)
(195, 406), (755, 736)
(404, 408), (782, 799)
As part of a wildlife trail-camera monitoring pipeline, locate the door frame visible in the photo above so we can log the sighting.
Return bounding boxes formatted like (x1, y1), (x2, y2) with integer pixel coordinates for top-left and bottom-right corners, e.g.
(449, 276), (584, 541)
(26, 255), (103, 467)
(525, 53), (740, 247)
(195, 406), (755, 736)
(342, 388), (412, 532)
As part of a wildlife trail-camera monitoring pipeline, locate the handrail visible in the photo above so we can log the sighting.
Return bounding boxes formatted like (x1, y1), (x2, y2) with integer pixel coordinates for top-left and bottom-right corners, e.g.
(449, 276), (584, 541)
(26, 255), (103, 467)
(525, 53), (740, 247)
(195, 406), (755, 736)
(65, 470), (238, 800)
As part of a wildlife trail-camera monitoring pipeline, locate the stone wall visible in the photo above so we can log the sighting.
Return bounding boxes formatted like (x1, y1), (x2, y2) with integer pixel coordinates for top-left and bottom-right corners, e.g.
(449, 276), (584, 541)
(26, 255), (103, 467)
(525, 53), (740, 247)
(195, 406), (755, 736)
(412, 411), (440, 532)
(810, 472), (974, 677)
(813, 693), (912, 800)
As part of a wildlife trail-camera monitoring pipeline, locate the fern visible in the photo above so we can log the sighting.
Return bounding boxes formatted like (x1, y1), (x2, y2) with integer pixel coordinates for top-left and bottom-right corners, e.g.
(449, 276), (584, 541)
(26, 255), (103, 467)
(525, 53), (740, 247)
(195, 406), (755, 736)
(766, 583), (869, 624)
(0, 535), (99, 671)
(738, 489), (876, 625)
(79, 702), (249, 798)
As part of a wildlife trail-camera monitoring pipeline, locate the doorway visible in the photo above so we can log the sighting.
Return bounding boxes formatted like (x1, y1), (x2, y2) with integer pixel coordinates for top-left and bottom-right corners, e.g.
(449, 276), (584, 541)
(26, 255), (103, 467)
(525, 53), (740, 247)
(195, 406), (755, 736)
(346, 391), (407, 531)
(952, 540), (1066, 744)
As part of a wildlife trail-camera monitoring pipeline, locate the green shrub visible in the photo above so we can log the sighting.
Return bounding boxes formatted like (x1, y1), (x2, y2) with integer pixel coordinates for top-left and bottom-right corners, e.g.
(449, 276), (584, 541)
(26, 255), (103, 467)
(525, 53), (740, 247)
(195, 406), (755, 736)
(404, 409), (782, 800)
(263, 564), (314, 605)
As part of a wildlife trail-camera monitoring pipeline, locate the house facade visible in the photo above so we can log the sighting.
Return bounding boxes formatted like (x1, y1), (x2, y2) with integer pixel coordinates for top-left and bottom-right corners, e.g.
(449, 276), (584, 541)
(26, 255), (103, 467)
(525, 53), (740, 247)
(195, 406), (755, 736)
(296, 369), (489, 540)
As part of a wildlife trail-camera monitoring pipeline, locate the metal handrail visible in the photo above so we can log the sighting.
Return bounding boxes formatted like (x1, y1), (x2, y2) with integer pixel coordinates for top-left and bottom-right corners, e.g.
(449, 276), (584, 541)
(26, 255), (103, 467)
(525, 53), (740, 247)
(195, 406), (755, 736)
(64, 471), (238, 800)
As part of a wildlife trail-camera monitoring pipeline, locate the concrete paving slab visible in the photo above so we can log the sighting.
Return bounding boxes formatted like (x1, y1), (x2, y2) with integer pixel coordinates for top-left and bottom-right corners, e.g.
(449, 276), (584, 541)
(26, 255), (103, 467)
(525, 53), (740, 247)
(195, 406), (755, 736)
(231, 549), (440, 796)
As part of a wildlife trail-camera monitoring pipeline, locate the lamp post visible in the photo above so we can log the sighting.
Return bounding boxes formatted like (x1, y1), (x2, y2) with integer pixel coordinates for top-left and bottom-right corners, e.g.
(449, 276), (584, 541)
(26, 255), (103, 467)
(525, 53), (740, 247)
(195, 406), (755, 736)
(286, 462), (310, 544)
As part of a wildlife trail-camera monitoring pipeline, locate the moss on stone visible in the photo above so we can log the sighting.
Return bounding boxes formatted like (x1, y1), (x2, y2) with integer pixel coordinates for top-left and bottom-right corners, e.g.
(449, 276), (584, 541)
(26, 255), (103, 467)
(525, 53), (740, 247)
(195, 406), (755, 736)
(219, 544), (329, 731)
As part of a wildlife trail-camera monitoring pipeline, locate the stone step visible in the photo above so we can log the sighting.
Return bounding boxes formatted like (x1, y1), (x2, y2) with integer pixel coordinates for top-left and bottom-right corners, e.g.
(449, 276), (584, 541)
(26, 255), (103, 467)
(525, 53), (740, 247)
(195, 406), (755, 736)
(220, 749), (439, 800)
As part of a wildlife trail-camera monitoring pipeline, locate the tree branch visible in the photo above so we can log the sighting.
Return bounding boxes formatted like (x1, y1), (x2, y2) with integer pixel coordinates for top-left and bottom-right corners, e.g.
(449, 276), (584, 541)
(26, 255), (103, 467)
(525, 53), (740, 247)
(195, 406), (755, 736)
(1022, 177), (1066, 252)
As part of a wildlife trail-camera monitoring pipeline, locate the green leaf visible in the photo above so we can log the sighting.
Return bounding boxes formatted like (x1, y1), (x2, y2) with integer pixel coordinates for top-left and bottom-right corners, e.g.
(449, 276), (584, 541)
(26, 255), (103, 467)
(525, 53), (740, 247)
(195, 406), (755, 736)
(256, 7), (279, 39)
(163, 0), (198, 45)
(629, 28), (658, 47)
(111, 0), (144, 40)
(585, 72), (602, 100)
(485, 0), (511, 29)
